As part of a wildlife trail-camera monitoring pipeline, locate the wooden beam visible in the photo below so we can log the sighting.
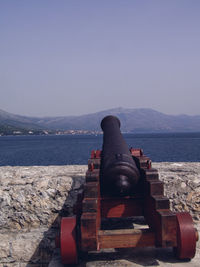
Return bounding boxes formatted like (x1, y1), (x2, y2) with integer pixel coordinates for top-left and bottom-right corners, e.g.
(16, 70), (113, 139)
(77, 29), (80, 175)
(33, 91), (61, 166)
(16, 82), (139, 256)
(98, 229), (155, 249)
(86, 169), (100, 182)
(101, 197), (144, 218)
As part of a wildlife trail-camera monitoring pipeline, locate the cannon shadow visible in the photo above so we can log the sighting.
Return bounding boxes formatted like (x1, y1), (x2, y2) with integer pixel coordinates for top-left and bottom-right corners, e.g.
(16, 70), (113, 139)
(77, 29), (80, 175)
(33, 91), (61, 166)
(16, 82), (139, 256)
(26, 175), (84, 267)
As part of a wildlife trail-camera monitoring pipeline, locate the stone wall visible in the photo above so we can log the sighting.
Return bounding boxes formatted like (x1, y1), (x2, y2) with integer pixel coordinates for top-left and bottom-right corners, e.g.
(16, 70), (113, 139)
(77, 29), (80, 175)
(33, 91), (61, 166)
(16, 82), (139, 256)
(153, 162), (200, 222)
(0, 163), (199, 267)
(0, 166), (87, 267)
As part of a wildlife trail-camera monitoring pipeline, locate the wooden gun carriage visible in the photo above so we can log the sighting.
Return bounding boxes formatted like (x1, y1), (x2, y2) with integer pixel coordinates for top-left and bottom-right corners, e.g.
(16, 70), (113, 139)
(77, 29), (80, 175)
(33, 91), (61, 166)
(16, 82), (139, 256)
(57, 116), (198, 265)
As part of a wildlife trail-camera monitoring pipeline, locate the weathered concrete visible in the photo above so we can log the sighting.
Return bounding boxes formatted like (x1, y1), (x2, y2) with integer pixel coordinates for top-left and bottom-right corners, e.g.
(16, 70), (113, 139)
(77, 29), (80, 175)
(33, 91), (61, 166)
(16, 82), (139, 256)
(0, 163), (199, 267)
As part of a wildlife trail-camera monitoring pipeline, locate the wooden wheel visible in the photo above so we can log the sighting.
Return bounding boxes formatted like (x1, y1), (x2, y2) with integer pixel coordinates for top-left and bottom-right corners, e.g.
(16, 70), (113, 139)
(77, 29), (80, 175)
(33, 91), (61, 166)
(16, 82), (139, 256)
(174, 212), (197, 260)
(60, 217), (78, 264)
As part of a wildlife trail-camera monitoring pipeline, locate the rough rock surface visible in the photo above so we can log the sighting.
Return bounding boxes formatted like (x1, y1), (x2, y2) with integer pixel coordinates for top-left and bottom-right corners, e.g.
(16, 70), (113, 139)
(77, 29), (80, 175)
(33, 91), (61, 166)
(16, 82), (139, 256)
(0, 165), (87, 231)
(0, 165), (87, 267)
(0, 163), (199, 267)
(153, 162), (200, 223)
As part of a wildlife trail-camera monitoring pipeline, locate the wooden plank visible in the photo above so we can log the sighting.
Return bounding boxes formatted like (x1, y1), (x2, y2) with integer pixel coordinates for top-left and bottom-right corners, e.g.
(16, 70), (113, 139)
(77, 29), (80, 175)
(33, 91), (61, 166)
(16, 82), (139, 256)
(153, 196), (170, 210)
(138, 156), (151, 168)
(130, 148), (143, 157)
(98, 229), (155, 249)
(91, 150), (101, 159)
(146, 180), (164, 195)
(88, 158), (101, 169)
(144, 169), (159, 180)
(81, 171), (101, 251)
(158, 210), (177, 247)
(86, 169), (100, 182)
(84, 182), (99, 198)
(144, 196), (177, 247)
(101, 197), (144, 218)
(81, 213), (98, 251)
(144, 195), (169, 211)
(82, 198), (98, 213)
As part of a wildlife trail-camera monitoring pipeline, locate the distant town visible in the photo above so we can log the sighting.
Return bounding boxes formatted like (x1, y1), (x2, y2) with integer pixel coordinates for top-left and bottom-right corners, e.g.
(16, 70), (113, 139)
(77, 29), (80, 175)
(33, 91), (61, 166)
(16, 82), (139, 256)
(0, 127), (102, 136)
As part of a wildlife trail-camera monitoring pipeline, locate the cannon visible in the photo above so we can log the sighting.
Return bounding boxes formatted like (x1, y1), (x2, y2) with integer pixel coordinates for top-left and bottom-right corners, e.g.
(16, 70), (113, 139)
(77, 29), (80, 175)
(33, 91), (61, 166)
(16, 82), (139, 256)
(57, 115), (198, 265)
(100, 115), (140, 196)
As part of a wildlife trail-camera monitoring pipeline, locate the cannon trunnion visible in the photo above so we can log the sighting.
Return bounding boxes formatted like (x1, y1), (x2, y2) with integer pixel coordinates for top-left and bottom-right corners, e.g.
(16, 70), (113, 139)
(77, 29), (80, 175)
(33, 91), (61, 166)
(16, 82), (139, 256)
(57, 116), (198, 265)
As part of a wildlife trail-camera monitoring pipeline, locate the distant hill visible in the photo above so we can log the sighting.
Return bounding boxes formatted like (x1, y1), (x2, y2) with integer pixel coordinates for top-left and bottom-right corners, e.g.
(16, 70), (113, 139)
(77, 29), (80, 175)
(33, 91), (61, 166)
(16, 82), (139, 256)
(0, 109), (41, 129)
(1, 107), (200, 133)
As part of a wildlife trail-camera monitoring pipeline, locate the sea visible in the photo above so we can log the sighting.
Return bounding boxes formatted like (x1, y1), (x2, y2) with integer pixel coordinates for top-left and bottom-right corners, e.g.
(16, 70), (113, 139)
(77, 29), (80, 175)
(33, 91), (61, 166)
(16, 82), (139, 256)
(0, 132), (200, 166)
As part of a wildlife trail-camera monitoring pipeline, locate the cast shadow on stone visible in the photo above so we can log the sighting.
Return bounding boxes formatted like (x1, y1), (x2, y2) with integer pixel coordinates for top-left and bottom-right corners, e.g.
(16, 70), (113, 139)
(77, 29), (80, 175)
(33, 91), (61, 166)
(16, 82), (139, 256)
(26, 175), (85, 267)
(78, 247), (191, 267)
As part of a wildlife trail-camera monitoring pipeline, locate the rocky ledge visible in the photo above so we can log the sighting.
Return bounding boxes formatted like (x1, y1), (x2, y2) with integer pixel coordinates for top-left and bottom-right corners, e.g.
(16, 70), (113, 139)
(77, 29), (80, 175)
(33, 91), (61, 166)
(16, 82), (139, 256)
(0, 163), (199, 267)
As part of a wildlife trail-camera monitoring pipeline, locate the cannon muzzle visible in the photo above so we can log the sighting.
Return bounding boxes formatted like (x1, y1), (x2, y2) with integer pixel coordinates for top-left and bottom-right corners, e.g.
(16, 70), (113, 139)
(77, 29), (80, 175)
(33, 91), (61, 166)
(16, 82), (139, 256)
(100, 115), (140, 196)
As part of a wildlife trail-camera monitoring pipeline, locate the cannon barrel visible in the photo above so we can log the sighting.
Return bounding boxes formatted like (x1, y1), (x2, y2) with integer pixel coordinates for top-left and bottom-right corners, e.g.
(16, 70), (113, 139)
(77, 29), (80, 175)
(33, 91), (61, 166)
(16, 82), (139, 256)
(100, 115), (140, 196)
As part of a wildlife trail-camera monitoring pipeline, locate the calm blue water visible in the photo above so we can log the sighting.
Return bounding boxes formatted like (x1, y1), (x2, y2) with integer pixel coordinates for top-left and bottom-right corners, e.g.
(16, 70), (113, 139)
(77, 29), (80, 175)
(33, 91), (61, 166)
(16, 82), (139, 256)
(0, 133), (200, 166)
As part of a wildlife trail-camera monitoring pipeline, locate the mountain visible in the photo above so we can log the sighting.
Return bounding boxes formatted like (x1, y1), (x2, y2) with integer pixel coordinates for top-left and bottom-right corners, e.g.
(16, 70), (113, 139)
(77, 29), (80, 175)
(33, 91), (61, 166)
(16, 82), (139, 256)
(1, 108), (200, 133)
(0, 109), (41, 129)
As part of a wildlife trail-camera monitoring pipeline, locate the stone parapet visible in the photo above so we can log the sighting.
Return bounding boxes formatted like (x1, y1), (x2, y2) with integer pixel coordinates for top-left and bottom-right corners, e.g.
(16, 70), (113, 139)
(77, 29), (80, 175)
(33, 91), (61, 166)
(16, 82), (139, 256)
(153, 162), (200, 222)
(0, 165), (87, 267)
(0, 163), (199, 267)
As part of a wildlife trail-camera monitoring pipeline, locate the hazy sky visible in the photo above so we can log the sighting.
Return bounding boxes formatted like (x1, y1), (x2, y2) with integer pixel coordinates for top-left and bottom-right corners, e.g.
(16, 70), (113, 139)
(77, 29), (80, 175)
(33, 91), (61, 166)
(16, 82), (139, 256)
(0, 1), (200, 117)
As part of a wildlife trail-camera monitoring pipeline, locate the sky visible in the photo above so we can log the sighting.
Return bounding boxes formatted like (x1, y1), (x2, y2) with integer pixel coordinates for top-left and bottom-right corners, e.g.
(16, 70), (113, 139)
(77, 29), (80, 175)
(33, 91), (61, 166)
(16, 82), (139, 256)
(0, 0), (200, 117)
